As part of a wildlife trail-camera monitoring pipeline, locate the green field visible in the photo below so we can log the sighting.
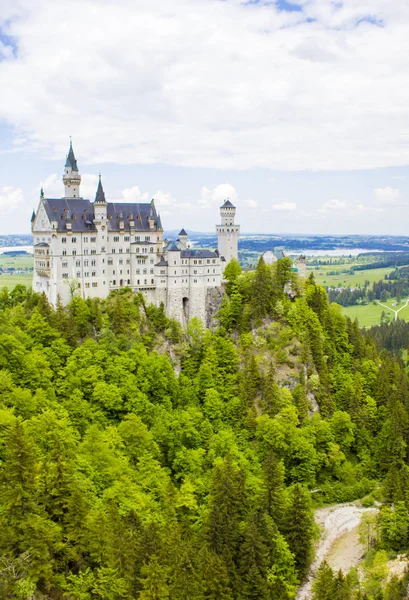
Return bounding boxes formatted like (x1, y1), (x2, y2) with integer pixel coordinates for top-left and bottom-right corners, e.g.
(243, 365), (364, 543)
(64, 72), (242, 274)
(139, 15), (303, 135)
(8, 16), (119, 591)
(0, 254), (34, 270)
(309, 265), (398, 288)
(342, 303), (391, 327)
(0, 274), (32, 290)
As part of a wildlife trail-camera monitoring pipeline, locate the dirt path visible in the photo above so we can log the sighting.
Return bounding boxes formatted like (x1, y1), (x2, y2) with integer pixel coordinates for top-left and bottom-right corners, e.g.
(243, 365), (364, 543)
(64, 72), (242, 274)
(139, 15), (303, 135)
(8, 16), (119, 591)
(297, 503), (377, 600)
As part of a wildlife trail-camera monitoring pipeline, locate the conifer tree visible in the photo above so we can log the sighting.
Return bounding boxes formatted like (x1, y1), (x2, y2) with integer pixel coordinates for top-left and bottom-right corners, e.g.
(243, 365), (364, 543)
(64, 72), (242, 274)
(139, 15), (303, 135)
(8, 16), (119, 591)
(285, 484), (314, 579)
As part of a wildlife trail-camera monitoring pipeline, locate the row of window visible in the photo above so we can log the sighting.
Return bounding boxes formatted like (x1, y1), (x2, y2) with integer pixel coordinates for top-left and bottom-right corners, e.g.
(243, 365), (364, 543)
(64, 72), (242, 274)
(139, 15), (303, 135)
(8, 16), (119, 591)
(62, 236), (97, 243)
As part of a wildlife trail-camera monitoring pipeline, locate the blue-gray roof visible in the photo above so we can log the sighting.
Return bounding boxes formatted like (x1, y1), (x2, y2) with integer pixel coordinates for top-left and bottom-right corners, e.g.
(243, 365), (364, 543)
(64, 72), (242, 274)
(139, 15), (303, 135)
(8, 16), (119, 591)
(181, 249), (218, 259)
(95, 176), (106, 203)
(65, 141), (78, 172)
(166, 241), (180, 251)
(40, 197), (161, 233)
(221, 199), (235, 209)
(179, 228), (187, 236)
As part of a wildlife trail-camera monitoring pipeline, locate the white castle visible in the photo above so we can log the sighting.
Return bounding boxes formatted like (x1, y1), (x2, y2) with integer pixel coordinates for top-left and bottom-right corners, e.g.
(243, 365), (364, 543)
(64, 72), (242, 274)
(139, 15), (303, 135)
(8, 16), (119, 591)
(31, 142), (240, 325)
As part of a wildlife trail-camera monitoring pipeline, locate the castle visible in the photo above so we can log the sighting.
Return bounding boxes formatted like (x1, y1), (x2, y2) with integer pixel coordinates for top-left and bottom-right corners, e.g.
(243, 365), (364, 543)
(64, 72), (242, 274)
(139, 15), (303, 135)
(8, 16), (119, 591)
(31, 142), (240, 325)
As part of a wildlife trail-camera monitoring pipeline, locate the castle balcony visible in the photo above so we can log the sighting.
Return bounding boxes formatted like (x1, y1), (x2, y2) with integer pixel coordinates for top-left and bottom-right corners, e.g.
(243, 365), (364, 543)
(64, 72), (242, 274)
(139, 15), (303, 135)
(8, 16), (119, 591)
(35, 266), (51, 278)
(34, 243), (51, 277)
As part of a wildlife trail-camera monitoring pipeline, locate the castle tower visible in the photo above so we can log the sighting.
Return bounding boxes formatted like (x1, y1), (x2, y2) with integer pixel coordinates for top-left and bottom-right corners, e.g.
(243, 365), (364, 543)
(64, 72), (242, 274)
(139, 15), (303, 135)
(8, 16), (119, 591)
(63, 140), (81, 198)
(216, 199), (240, 266)
(93, 174), (107, 222)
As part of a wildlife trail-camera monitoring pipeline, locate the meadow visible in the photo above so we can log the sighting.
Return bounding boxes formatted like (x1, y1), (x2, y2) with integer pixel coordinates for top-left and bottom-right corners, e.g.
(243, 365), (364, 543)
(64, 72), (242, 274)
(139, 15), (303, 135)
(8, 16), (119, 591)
(308, 265), (397, 288)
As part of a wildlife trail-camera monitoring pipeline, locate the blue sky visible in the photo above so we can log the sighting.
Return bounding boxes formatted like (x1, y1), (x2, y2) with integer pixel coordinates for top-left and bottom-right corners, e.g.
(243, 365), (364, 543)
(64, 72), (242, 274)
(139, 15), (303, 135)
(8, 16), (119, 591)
(1, 0), (409, 235)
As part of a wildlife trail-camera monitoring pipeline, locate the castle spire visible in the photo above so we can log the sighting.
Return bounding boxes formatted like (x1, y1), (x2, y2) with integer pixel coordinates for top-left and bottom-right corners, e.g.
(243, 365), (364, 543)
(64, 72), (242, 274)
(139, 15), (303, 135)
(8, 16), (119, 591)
(65, 139), (78, 172)
(95, 174), (106, 203)
(63, 138), (81, 198)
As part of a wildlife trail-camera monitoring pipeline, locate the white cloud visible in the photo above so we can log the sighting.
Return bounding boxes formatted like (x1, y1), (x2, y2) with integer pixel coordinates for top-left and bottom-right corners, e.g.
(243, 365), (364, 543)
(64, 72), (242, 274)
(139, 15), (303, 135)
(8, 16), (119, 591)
(199, 184), (238, 208)
(373, 186), (404, 206)
(246, 199), (258, 208)
(2, 1), (409, 171)
(318, 199), (347, 213)
(272, 201), (297, 211)
(0, 186), (27, 233)
(121, 185), (150, 203)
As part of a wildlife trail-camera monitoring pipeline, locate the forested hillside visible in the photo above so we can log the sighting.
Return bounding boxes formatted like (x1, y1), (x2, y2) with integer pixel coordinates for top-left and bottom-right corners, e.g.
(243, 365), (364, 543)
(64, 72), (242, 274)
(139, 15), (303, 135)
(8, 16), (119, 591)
(1, 259), (409, 599)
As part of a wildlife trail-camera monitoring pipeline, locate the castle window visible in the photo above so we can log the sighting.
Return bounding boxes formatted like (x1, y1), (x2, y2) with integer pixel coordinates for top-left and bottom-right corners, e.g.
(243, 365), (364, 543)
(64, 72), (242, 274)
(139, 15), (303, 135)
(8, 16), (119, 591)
(112, 249), (115, 254)
(92, 271), (96, 277)
(151, 279), (154, 284)
(84, 237), (88, 243)
(145, 236), (150, 241)
(77, 271), (81, 278)
(135, 236), (140, 242)
(174, 270), (177, 275)
(126, 259), (130, 264)
(113, 280), (116, 286)
(136, 269), (140, 274)
(194, 279), (197, 283)
(92, 282), (98, 287)
(91, 249), (96, 255)
(199, 260), (202, 264)
(62, 273), (68, 279)
(160, 270), (165, 275)
(119, 259), (123, 265)
(137, 279), (140, 285)
(91, 260), (96, 266)
(85, 283), (90, 288)
(150, 269), (154, 274)
(175, 280), (177, 284)
(72, 250), (77, 256)
(62, 250), (66, 256)
(135, 247), (140, 253)
(194, 260), (197, 264)
(207, 260), (210, 264)
(113, 270), (115, 275)
(101, 247), (105, 253)
(150, 247), (153, 253)
(84, 249), (89, 255)
(124, 236), (130, 241)
(62, 261), (68, 268)
(108, 259), (113, 265)
(143, 269), (147, 274)
(85, 272), (89, 277)
(145, 279), (147, 284)
(212, 260), (215, 263)
(119, 248), (123, 254)
(114, 236), (119, 242)
(91, 237), (96, 243)
(84, 260), (89, 267)
(62, 237), (66, 243)
(76, 260), (80, 267)
(194, 270), (197, 274)
(126, 248), (130, 253)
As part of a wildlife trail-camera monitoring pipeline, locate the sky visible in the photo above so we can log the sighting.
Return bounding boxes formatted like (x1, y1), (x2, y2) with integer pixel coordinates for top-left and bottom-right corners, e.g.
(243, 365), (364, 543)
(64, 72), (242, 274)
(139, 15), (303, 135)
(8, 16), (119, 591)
(1, 0), (409, 236)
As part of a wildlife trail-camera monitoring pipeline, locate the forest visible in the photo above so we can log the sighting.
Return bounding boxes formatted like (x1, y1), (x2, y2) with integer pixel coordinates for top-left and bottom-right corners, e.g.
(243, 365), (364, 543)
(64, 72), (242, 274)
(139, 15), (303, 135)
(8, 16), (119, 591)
(1, 258), (409, 599)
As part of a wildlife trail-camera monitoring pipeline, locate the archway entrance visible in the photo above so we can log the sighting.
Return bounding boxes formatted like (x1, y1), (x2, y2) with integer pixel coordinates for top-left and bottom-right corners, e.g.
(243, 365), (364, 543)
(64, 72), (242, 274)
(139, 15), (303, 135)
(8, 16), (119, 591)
(182, 297), (190, 327)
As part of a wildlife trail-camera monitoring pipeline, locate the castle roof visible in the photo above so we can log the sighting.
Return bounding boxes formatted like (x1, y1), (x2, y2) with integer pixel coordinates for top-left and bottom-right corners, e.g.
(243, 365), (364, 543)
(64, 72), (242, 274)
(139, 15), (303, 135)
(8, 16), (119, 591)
(166, 241), (180, 251)
(155, 257), (169, 267)
(40, 197), (162, 233)
(179, 228), (187, 236)
(94, 176), (106, 203)
(65, 141), (79, 172)
(181, 249), (218, 259)
(221, 199), (235, 209)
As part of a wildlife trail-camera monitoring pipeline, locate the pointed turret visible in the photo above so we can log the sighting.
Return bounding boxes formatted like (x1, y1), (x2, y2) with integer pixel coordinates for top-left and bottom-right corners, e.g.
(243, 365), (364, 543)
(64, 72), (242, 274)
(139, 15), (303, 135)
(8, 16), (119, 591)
(157, 213), (163, 230)
(65, 140), (78, 172)
(93, 175), (107, 222)
(63, 139), (81, 198)
(94, 174), (106, 204)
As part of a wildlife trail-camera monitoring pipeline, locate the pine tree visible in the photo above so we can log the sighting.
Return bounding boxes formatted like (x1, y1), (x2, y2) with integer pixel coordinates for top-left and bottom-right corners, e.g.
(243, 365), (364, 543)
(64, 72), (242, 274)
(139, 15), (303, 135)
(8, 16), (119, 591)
(285, 484), (314, 579)
(263, 450), (287, 531)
